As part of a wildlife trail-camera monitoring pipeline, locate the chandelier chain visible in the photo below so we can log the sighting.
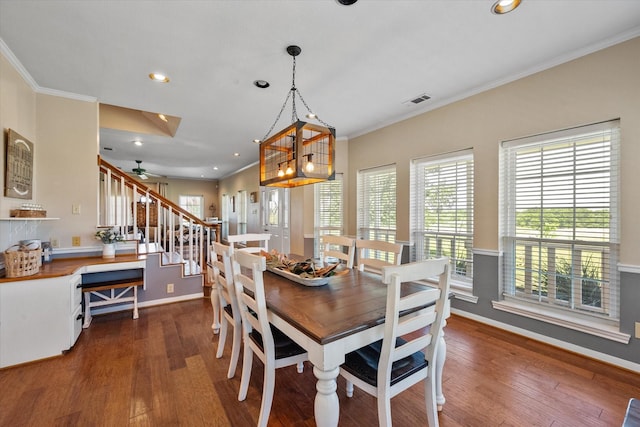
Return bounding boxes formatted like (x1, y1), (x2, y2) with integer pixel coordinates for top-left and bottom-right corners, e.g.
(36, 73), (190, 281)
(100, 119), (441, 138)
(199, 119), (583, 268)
(260, 89), (292, 143)
(259, 48), (333, 143)
(291, 56), (298, 123)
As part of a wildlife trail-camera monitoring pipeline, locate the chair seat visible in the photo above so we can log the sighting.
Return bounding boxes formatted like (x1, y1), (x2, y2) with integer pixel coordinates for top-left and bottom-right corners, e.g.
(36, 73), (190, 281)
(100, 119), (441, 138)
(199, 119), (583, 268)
(250, 326), (306, 359)
(342, 338), (427, 387)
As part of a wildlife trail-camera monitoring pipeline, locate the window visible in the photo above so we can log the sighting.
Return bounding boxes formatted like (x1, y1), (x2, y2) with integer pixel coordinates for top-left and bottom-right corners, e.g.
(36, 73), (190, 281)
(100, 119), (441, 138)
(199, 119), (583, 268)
(237, 190), (247, 235)
(263, 188), (280, 227)
(179, 195), (204, 219)
(221, 194), (229, 240)
(314, 175), (343, 258)
(500, 120), (620, 323)
(411, 150), (474, 287)
(357, 164), (396, 242)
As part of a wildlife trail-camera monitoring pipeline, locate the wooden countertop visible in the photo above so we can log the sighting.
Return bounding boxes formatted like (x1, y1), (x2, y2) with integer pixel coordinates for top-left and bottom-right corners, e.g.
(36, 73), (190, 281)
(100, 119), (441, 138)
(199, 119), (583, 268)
(0, 253), (147, 283)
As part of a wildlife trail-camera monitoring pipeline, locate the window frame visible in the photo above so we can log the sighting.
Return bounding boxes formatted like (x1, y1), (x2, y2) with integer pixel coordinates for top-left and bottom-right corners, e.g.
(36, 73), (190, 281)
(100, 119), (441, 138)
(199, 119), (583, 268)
(499, 120), (620, 327)
(314, 175), (344, 258)
(178, 194), (204, 219)
(357, 164), (397, 243)
(410, 150), (474, 291)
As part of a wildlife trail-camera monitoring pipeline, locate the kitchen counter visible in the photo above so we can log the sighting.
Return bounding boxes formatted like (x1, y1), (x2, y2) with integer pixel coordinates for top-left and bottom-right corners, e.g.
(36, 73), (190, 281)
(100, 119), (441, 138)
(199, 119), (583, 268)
(0, 252), (149, 368)
(0, 253), (147, 282)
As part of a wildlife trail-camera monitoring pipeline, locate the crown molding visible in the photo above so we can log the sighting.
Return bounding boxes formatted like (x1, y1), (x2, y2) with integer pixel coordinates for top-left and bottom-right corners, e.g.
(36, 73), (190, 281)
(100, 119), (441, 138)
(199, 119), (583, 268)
(0, 37), (38, 90)
(0, 37), (96, 103)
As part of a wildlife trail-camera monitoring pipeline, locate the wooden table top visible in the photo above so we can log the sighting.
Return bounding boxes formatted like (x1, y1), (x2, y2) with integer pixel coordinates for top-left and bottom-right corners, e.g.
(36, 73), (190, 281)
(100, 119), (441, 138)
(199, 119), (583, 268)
(0, 253), (147, 283)
(263, 268), (429, 345)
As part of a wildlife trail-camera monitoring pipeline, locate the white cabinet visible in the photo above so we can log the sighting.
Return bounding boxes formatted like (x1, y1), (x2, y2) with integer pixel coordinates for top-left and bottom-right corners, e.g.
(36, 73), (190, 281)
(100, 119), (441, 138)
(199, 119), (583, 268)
(0, 275), (78, 368)
(70, 274), (83, 347)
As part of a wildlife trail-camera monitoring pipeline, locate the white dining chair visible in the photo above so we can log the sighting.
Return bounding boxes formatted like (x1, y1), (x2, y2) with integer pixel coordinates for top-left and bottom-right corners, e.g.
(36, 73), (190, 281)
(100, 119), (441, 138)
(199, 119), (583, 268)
(355, 239), (403, 273)
(320, 234), (355, 269)
(340, 257), (450, 427)
(227, 233), (271, 255)
(232, 250), (308, 427)
(211, 241), (242, 379)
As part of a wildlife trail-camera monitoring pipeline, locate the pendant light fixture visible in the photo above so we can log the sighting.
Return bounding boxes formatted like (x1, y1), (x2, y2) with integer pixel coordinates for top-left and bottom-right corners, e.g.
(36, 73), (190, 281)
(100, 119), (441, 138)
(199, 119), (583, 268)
(258, 45), (335, 188)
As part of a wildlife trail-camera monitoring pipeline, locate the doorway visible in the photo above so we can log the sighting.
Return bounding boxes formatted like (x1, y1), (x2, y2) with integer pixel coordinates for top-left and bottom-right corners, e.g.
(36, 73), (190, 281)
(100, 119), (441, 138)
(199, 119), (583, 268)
(261, 187), (290, 255)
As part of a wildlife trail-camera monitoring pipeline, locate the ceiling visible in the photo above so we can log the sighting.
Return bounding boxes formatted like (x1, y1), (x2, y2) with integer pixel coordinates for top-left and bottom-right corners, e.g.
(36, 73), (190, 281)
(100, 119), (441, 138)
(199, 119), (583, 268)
(1, 0), (640, 181)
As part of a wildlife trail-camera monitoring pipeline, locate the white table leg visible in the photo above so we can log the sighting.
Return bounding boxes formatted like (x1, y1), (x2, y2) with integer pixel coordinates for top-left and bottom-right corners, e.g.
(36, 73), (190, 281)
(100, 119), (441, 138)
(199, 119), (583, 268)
(435, 321), (447, 411)
(211, 283), (220, 333)
(313, 366), (340, 427)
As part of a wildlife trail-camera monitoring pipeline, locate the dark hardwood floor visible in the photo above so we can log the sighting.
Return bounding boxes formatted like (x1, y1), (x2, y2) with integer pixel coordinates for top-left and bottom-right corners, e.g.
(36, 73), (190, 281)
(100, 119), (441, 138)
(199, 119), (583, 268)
(1, 298), (638, 426)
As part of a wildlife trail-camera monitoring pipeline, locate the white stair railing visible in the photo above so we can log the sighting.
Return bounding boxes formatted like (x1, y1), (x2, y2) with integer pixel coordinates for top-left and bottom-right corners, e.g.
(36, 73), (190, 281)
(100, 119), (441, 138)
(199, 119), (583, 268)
(98, 156), (214, 276)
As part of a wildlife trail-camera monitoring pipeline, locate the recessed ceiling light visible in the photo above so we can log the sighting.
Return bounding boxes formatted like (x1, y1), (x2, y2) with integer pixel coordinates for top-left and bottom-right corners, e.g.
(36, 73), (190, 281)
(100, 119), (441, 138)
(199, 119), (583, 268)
(158, 113), (168, 122)
(213, 166), (219, 170)
(336, 0), (358, 5)
(306, 113), (317, 119)
(253, 139), (261, 144)
(491, 0), (521, 14)
(254, 80), (270, 89)
(133, 140), (143, 146)
(234, 153), (240, 157)
(149, 73), (170, 83)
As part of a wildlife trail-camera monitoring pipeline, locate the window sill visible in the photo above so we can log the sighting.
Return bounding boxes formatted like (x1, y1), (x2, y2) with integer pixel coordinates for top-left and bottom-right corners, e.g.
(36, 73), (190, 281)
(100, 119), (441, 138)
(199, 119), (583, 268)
(451, 285), (478, 304)
(418, 278), (478, 304)
(492, 299), (630, 344)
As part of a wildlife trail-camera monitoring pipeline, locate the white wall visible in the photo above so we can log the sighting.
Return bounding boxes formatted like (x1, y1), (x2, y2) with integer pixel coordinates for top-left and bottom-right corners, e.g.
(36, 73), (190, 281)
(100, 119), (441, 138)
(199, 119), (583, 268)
(1, 49), (98, 253)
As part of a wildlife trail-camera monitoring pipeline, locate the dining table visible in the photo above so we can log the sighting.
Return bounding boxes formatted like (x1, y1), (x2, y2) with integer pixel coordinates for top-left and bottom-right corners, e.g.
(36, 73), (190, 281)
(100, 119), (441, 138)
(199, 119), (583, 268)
(262, 266), (449, 427)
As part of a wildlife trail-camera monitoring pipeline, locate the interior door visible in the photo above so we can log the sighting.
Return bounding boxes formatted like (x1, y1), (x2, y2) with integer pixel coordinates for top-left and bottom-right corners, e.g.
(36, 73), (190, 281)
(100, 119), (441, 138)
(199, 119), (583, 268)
(261, 187), (290, 254)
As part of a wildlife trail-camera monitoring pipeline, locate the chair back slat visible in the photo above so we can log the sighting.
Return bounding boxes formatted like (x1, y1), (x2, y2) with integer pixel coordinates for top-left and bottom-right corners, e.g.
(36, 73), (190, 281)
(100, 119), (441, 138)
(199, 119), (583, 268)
(356, 239), (403, 273)
(392, 334), (433, 363)
(227, 233), (271, 255)
(320, 235), (355, 268)
(382, 260), (445, 284)
(397, 287), (440, 312)
(396, 307), (437, 337)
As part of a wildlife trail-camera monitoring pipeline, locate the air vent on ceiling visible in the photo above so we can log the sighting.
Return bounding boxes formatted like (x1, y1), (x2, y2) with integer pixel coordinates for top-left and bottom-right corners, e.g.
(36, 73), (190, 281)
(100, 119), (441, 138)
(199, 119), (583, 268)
(403, 93), (431, 106)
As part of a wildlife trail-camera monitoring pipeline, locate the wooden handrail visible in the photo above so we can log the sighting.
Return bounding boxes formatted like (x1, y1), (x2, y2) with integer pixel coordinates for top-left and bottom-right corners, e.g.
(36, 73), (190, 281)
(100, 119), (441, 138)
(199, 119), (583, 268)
(97, 155), (209, 228)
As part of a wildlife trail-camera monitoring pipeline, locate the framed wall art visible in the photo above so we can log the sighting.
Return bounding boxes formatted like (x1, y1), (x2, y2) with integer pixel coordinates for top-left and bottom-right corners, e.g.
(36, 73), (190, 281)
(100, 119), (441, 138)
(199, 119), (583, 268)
(4, 129), (34, 199)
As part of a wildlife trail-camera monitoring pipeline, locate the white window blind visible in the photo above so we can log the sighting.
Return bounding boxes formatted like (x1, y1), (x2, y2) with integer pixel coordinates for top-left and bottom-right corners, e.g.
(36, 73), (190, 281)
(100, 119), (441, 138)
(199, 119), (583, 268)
(314, 175), (343, 258)
(411, 150), (474, 285)
(500, 120), (620, 321)
(357, 164), (396, 242)
(221, 194), (229, 240)
(237, 190), (247, 235)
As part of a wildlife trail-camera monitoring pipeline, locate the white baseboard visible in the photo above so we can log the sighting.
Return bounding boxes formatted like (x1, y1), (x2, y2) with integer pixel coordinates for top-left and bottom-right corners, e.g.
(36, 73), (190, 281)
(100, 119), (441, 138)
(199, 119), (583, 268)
(451, 308), (640, 373)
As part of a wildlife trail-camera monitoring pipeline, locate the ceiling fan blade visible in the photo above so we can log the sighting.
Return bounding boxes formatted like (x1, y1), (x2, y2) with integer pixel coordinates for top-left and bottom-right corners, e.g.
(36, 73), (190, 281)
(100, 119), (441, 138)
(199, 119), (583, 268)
(139, 173), (149, 180)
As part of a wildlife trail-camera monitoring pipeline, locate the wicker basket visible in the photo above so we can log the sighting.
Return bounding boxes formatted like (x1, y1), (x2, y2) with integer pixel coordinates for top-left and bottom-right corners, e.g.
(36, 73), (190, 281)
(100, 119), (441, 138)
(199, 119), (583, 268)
(135, 202), (158, 227)
(4, 247), (42, 278)
(10, 209), (47, 218)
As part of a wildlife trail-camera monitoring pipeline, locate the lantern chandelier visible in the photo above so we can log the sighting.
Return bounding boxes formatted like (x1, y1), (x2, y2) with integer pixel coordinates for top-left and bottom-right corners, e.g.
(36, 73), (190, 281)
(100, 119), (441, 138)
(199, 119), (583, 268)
(258, 45), (336, 188)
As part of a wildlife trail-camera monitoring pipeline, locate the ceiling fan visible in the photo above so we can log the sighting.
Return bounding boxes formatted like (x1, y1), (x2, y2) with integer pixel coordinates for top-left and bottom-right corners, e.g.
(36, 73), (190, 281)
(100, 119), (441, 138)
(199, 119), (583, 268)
(131, 160), (160, 180)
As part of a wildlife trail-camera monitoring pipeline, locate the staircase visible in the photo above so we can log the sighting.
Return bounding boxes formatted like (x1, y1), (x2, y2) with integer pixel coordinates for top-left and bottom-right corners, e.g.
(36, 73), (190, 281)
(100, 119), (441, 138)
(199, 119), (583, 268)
(97, 155), (215, 280)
